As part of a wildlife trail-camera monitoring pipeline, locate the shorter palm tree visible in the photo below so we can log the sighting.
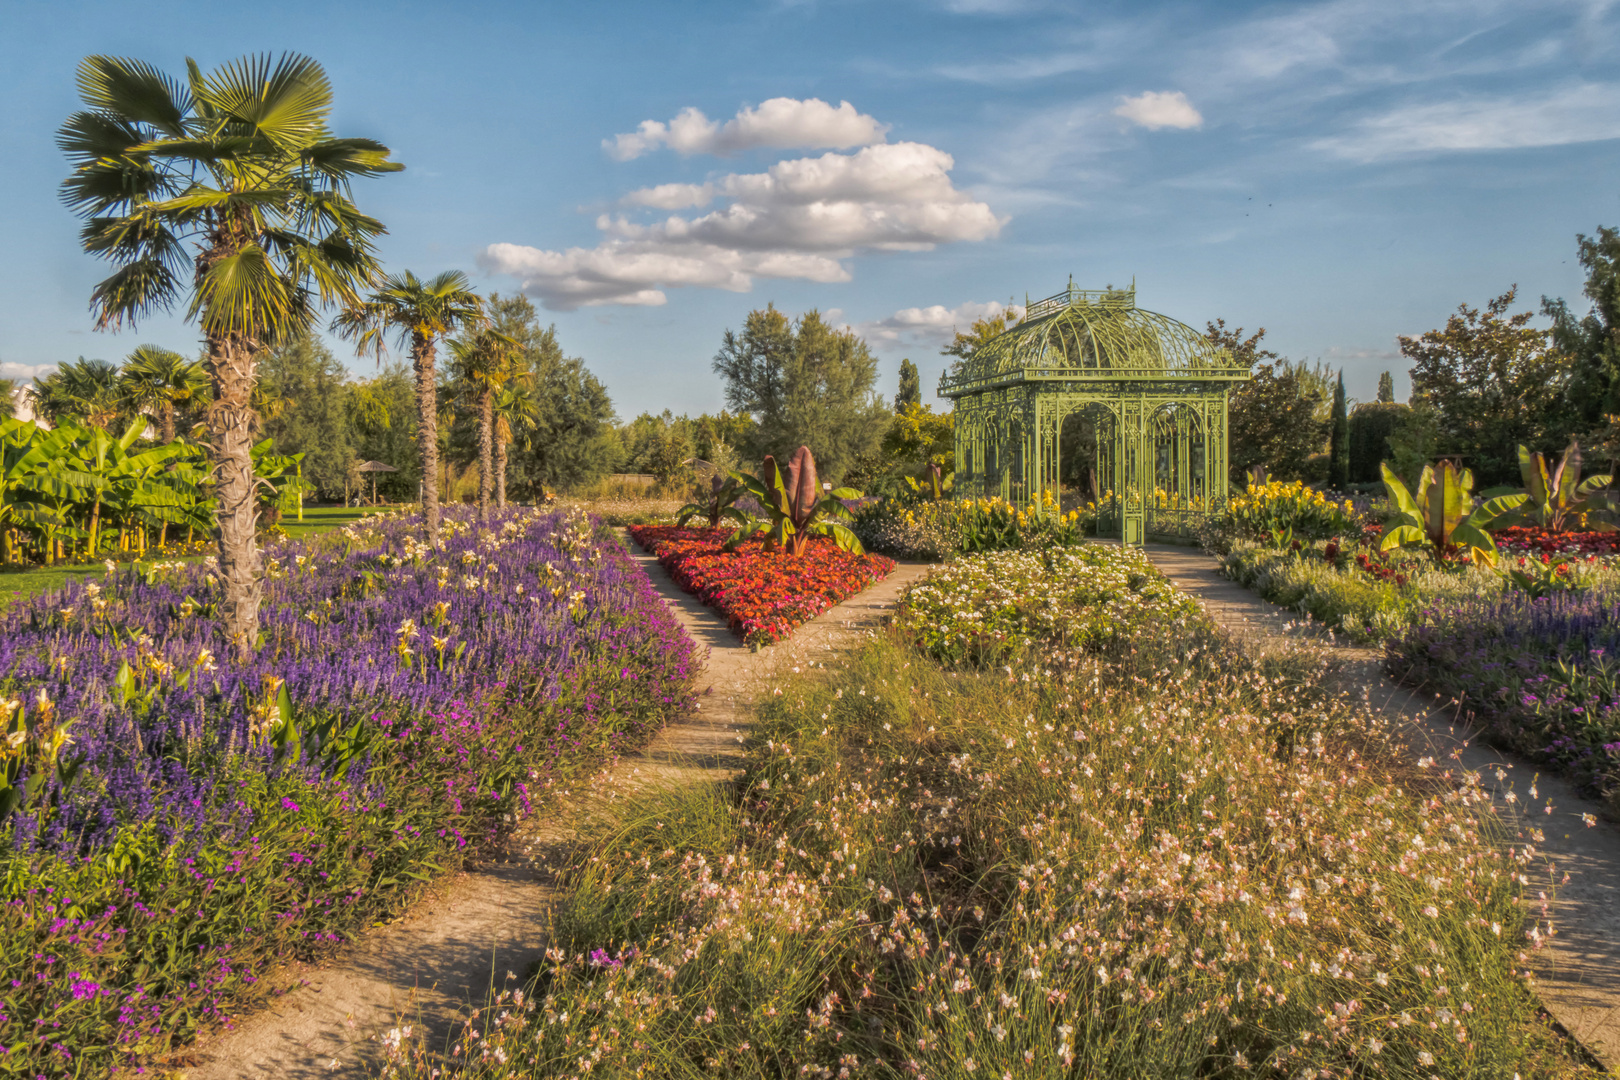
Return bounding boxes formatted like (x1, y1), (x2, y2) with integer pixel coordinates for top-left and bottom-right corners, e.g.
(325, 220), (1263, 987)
(119, 345), (207, 443)
(493, 377), (539, 508)
(448, 328), (522, 523)
(30, 358), (123, 429)
(334, 271), (485, 541)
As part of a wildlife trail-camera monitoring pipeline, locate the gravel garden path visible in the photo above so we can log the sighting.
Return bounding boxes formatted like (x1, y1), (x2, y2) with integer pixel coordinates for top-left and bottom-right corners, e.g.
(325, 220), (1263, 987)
(187, 545), (931, 1080)
(1146, 542), (1620, 1068)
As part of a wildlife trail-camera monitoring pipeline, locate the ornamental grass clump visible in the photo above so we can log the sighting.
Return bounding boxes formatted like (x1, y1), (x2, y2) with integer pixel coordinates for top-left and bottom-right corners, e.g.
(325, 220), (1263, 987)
(375, 587), (1576, 1079)
(0, 505), (697, 1074)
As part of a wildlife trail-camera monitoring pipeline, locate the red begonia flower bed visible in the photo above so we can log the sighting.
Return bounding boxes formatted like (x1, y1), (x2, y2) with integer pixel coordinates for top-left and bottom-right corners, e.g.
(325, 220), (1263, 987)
(1493, 527), (1620, 557)
(627, 524), (896, 646)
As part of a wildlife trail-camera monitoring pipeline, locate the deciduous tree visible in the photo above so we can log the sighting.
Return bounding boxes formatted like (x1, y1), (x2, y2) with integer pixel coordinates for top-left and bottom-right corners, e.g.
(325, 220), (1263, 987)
(1401, 288), (1570, 485)
(1206, 321), (1328, 482)
(714, 306), (885, 481)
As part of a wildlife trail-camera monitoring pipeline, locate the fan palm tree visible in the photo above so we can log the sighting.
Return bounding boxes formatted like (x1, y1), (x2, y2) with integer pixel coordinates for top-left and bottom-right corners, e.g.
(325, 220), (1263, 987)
(448, 328), (522, 523)
(30, 358), (124, 429)
(493, 376), (539, 509)
(332, 270), (482, 541)
(119, 345), (207, 442)
(59, 52), (401, 656)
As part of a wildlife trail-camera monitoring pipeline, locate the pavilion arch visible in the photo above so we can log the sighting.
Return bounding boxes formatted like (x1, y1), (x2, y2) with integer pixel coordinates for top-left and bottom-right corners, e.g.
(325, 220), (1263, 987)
(940, 281), (1250, 544)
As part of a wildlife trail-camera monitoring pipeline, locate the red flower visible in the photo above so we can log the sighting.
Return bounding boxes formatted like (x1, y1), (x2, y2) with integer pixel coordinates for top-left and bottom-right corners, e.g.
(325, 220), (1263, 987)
(626, 525), (896, 646)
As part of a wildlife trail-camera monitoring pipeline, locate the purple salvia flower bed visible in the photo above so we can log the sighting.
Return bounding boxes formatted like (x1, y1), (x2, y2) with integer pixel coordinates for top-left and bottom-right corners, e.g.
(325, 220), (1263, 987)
(1385, 587), (1620, 803)
(0, 506), (698, 1074)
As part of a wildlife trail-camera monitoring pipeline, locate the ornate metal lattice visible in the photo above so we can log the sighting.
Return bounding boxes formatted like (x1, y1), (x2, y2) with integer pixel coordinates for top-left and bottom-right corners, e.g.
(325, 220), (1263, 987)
(939, 282), (1250, 544)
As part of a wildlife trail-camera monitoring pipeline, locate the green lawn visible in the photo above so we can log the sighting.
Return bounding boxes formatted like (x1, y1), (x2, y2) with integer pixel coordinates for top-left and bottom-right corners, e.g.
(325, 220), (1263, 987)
(0, 504), (393, 610)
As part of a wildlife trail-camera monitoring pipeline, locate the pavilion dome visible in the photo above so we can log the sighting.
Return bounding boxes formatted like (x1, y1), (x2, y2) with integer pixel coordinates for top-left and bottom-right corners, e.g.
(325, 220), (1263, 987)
(942, 283), (1238, 395)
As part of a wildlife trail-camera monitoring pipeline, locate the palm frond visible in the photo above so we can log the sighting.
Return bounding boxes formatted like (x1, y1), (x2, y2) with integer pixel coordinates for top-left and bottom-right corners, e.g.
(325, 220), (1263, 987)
(56, 110), (149, 165)
(74, 56), (189, 136)
(59, 157), (176, 217)
(199, 53), (331, 152)
(79, 214), (186, 270)
(303, 137), (404, 185)
(190, 243), (299, 340)
(89, 258), (181, 331)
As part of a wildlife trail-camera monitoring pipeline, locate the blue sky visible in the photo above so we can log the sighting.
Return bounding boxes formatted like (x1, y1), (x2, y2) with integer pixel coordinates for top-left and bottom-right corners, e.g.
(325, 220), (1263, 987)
(3, 0), (1618, 419)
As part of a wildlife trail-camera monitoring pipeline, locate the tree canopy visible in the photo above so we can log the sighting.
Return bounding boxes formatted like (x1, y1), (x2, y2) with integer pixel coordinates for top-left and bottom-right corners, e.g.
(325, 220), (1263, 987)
(713, 305), (886, 481)
(1401, 287), (1569, 485)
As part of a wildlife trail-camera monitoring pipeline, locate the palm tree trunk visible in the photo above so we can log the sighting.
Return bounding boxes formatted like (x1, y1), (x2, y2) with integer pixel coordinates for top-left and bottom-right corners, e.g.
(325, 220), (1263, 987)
(477, 389), (493, 524)
(206, 331), (264, 661)
(496, 438), (507, 510)
(162, 401), (175, 444)
(414, 332), (441, 542)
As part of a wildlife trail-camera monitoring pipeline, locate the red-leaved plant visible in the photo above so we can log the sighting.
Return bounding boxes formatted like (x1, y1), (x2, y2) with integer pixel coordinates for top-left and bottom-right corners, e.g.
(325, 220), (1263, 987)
(727, 446), (864, 557)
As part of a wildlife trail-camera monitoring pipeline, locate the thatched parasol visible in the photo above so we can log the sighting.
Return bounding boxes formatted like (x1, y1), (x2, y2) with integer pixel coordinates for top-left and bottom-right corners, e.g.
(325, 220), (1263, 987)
(356, 460), (398, 505)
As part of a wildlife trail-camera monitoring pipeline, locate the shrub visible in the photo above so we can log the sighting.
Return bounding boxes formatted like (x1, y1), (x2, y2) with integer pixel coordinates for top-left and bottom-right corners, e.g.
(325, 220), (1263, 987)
(850, 493), (1089, 560)
(895, 545), (1200, 667)
(0, 507), (698, 1074)
(627, 524), (895, 646)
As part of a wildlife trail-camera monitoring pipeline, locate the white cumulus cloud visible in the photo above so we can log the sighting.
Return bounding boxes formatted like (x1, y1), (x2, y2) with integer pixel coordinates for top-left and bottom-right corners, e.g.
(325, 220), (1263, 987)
(1314, 82), (1620, 161)
(604, 97), (890, 160)
(1113, 90), (1204, 130)
(483, 141), (1004, 310)
(859, 299), (1026, 349)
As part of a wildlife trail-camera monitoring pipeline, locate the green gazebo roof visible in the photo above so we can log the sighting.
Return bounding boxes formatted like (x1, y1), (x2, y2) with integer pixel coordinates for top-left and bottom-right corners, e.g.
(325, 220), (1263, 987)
(938, 282), (1250, 398)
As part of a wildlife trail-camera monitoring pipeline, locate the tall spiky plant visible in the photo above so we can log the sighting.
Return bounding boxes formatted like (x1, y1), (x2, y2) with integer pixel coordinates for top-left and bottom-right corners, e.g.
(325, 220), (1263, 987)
(59, 52), (402, 656)
(333, 270), (483, 541)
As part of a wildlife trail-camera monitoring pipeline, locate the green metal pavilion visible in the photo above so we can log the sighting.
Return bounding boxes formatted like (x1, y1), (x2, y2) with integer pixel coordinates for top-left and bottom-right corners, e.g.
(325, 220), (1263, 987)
(938, 282), (1251, 544)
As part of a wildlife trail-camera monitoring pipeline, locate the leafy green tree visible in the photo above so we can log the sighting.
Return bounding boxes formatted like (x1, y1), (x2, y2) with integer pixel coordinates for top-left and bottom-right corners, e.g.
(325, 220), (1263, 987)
(59, 52), (401, 655)
(119, 345), (207, 442)
(335, 270), (483, 540)
(880, 403), (953, 470)
(1328, 370), (1349, 489)
(1206, 321), (1328, 482)
(1376, 370), (1395, 403)
(257, 332), (355, 500)
(896, 359), (921, 411)
(1543, 226), (1620, 430)
(714, 306), (886, 481)
(0, 381), (16, 422)
(1401, 288), (1570, 485)
(348, 363), (418, 502)
(942, 306), (1017, 369)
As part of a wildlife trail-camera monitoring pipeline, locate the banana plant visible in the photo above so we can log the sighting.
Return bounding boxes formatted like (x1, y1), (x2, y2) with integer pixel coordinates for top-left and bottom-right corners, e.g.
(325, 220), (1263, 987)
(677, 473), (749, 528)
(726, 446), (864, 556)
(1379, 460), (1527, 563)
(1504, 439), (1615, 532)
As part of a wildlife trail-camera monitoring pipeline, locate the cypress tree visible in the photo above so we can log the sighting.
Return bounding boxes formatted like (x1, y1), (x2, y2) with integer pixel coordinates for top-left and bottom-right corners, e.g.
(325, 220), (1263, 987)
(896, 358), (921, 411)
(1376, 370), (1395, 403)
(1329, 370), (1350, 489)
